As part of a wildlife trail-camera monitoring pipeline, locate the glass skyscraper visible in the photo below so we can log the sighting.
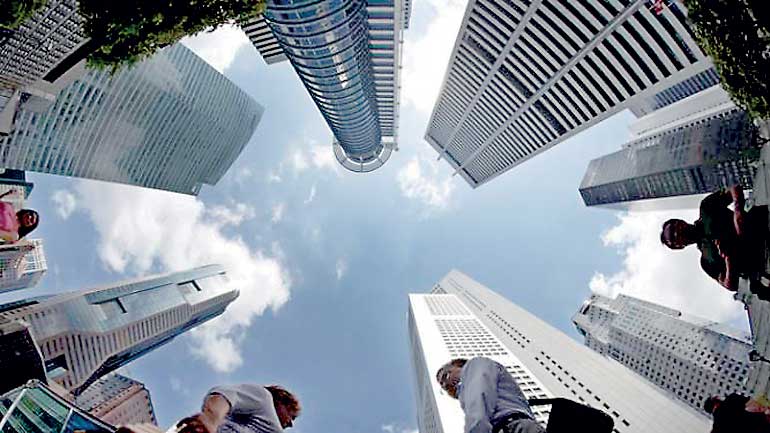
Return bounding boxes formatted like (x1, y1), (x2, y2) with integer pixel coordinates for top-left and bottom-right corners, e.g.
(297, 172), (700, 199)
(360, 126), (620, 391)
(0, 264), (239, 396)
(242, 0), (410, 172)
(0, 44), (263, 195)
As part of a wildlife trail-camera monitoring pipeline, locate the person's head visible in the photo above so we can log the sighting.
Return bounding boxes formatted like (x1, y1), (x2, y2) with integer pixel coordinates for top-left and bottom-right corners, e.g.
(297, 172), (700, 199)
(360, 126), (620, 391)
(660, 219), (694, 250)
(436, 358), (467, 399)
(703, 396), (722, 414)
(266, 385), (300, 429)
(16, 209), (38, 239)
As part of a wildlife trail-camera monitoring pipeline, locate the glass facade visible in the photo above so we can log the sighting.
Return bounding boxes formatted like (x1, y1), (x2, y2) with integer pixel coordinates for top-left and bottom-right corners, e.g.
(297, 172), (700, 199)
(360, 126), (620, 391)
(260, 0), (407, 172)
(0, 44), (263, 195)
(0, 265), (239, 396)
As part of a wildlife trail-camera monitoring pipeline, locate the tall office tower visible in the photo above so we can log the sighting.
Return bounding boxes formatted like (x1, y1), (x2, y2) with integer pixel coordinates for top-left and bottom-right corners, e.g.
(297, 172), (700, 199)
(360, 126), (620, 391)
(75, 374), (157, 426)
(241, 0), (410, 173)
(408, 270), (709, 433)
(0, 238), (47, 294)
(572, 293), (752, 414)
(0, 264), (239, 396)
(0, 43), (262, 195)
(426, 0), (714, 188)
(0, 169), (34, 208)
(579, 86), (761, 208)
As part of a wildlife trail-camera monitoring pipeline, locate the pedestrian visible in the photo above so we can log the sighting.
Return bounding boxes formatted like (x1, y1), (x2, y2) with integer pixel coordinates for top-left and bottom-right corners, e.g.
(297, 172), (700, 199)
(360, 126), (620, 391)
(660, 185), (768, 293)
(176, 384), (300, 433)
(436, 357), (544, 433)
(704, 393), (770, 433)
(0, 190), (38, 243)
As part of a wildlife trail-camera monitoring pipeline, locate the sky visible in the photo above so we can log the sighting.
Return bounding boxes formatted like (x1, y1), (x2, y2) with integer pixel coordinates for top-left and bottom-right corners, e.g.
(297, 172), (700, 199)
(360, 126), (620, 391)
(0, 0), (753, 432)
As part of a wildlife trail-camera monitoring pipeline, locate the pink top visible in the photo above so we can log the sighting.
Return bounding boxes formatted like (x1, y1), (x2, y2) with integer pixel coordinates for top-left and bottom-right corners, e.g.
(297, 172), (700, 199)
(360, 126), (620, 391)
(0, 202), (19, 242)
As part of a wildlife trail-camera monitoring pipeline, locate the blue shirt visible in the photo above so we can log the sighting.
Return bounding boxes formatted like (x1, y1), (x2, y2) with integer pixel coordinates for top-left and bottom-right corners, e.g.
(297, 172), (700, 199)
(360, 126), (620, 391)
(458, 357), (535, 433)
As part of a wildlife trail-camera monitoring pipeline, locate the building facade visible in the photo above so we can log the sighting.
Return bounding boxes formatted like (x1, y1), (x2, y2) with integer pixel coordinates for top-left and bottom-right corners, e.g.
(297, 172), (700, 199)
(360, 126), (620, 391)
(425, 0), (714, 187)
(573, 293), (752, 413)
(579, 86), (760, 208)
(243, 0), (410, 172)
(75, 374), (156, 426)
(408, 270), (709, 433)
(0, 43), (262, 195)
(0, 265), (239, 395)
(0, 238), (47, 294)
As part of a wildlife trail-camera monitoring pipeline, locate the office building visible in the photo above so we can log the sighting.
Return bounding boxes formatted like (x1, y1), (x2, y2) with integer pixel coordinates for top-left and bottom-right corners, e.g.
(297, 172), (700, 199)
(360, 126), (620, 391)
(580, 86), (761, 208)
(0, 239), (47, 294)
(0, 264), (239, 396)
(573, 293), (752, 413)
(0, 43), (262, 195)
(75, 374), (156, 426)
(0, 170), (34, 205)
(408, 270), (709, 433)
(426, 0), (714, 187)
(242, 0), (410, 172)
(0, 380), (114, 433)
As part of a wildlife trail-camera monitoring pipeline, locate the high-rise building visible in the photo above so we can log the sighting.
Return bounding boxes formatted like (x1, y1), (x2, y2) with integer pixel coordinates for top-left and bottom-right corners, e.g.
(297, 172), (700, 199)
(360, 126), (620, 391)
(0, 264), (239, 396)
(572, 293), (752, 414)
(75, 374), (156, 426)
(0, 319), (47, 395)
(579, 86), (761, 208)
(241, 0), (410, 172)
(0, 43), (263, 195)
(0, 170), (34, 206)
(0, 239), (47, 294)
(408, 270), (709, 433)
(425, 0), (714, 188)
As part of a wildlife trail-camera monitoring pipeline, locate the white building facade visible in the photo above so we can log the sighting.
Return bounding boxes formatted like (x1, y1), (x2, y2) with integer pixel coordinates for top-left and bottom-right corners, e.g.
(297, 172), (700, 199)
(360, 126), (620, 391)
(0, 238), (47, 294)
(75, 374), (157, 426)
(408, 270), (709, 433)
(425, 0), (714, 187)
(573, 293), (752, 413)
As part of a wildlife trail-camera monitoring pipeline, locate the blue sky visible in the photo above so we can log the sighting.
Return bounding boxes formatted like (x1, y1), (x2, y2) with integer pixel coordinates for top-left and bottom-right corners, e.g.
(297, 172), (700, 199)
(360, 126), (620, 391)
(0, 0), (751, 432)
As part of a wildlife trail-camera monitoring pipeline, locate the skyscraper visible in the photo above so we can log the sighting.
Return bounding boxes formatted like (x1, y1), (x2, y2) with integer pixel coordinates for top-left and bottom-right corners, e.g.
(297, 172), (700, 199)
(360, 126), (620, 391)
(75, 374), (156, 426)
(0, 43), (263, 195)
(573, 293), (752, 413)
(241, 0), (410, 172)
(426, 0), (714, 187)
(408, 270), (709, 433)
(0, 264), (239, 395)
(579, 85), (761, 208)
(0, 319), (47, 395)
(0, 239), (47, 294)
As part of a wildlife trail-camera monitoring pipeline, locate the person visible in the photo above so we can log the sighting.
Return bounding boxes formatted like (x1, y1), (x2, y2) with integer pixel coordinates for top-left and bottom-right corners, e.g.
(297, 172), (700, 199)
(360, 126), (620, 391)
(660, 185), (767, 292)
(704, 393), (770, 433)
(436, 357), (544, 433)
(176, 384), (300, 433)
(0, 190), (38, 243)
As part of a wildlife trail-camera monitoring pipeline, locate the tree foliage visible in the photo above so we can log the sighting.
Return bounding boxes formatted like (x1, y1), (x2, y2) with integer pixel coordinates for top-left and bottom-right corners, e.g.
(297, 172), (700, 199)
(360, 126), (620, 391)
(0, 0), (46, 29)
(684, 0), (770, 120)
(78, 0), (265, 70)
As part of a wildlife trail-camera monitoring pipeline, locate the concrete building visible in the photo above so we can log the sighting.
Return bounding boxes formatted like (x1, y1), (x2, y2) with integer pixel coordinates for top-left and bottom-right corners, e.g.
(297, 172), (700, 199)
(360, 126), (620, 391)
(0, 264), (239, 395)
(573, 293), (752, 413)
(0, 239), (47, 294)
(580, 86), (761, 209)
(75, 374), (156, 426)
(0, 43), (262, 195)
(426, 0), (714, 188)
(241, 0), (411, 172)
(408, 270), (709, 433)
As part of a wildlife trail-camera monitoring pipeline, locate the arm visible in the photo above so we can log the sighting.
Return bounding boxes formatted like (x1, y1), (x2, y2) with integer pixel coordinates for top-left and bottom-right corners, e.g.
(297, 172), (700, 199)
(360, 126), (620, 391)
(700, 190), (733, 214)
(729, 185), (747, 236)
(715, 241), (738, 291)
(459, 358), (499, 433)
(177, 394), (231, 433)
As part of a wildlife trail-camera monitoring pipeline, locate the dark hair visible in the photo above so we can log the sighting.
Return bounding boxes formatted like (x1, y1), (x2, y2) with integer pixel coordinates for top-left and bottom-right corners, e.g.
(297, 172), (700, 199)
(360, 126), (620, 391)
(435, 358), (468, 383)
(266, 385), (300, 415)
(16, 209), (38, 239)
(703, 396), (720, 414)
(660, 219), (683, 247)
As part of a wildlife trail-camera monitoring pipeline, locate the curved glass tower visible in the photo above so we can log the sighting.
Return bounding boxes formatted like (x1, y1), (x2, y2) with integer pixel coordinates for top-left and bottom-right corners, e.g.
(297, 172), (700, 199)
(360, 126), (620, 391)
(256, 0), (408, 172)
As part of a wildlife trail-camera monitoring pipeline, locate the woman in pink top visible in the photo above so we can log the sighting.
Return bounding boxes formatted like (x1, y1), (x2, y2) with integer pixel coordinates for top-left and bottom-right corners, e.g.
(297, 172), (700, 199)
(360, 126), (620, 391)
(0, 190), (39, 243)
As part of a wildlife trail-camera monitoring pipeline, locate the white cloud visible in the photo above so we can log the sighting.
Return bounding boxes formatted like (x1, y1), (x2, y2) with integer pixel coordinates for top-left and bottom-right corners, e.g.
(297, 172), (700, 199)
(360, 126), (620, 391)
(381, 424), (416, 433)
(73, 181), (290, 372)
(287, 140), (339, 175)
(51, 190), (77, 220)
(304, 184), (317, 205)
(397, 156), (455, 211)
(592, 210), (745, 324)
(401, 0), (467, 113)
(335, 258), (347, 281)
(271, 203), (286, 224)
(233, 167), (254, 185)
(208, 203), (255, 227)
(181, 24), (251, 73)
(381, 425), (395, 433)
(266, 170), (283, 184)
